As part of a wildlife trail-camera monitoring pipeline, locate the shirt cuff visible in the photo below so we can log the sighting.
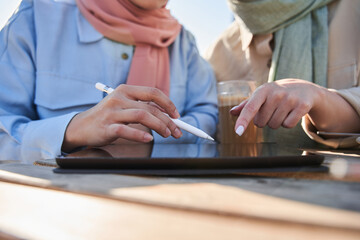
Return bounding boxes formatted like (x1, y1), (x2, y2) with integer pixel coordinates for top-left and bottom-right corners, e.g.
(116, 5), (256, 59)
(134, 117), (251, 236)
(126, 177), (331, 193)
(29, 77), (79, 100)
(21, 112), (79, 162)
(302, 115), (359, 149)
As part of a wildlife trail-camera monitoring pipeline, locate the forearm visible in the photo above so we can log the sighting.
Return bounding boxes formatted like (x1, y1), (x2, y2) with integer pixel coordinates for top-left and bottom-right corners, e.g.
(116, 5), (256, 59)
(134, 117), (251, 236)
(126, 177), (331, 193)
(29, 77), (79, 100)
(308, 88), (360, 133)
(0, 113), (77, 162)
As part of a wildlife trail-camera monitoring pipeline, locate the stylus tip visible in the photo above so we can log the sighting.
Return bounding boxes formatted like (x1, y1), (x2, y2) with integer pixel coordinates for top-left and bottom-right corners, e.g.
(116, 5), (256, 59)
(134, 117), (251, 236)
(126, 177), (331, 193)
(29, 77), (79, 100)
(207, 136), (215, 141)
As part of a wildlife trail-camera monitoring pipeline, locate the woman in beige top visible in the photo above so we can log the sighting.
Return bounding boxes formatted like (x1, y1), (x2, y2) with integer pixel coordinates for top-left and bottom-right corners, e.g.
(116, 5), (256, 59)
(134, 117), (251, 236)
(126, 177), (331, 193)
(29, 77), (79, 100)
(205, 0), (360, 148)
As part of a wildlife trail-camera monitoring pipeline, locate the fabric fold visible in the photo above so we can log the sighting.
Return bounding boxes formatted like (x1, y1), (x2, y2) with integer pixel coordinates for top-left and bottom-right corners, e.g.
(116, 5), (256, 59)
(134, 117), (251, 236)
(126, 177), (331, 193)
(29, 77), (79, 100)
(76, 0), (181, 96)
(228, 0), (334, 87)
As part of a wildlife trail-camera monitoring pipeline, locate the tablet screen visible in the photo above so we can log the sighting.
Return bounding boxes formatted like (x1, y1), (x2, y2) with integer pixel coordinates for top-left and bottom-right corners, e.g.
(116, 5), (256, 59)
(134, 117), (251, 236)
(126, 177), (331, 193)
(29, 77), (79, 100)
(55, 143), (324, 170)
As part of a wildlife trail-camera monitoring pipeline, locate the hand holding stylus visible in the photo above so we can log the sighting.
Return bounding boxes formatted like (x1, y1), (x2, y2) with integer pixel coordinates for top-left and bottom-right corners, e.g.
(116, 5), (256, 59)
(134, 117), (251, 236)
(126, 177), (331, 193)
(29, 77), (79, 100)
(96, 83), (214, 141)
(62, 84), (182, 152)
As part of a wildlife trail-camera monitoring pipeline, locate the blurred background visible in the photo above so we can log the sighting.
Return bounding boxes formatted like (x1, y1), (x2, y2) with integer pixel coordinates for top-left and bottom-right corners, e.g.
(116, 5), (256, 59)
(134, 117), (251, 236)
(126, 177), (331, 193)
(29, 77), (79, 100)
(0, 0), (233, 55)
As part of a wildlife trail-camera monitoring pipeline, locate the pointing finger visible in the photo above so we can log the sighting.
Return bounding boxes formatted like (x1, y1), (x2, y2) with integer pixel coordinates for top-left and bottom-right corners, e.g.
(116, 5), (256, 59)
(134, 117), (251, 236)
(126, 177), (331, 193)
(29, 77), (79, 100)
(234, 87), (267, 136)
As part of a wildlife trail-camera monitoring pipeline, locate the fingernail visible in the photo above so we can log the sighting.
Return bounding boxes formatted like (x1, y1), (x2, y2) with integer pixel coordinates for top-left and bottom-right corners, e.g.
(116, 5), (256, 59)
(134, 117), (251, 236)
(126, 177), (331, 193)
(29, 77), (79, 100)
(166, 128), (171, 137)
(230, 105), (239, 111)
(144, 133), (153, 142)
(174, 109), (180, 118)
(236, 125), (244, 136)
(174, 128), (182, 138)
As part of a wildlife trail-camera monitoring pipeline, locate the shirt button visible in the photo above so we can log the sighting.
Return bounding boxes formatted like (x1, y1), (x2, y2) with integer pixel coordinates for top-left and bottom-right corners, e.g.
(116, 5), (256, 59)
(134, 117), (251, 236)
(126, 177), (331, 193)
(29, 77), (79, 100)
(122, 53), (129, 60)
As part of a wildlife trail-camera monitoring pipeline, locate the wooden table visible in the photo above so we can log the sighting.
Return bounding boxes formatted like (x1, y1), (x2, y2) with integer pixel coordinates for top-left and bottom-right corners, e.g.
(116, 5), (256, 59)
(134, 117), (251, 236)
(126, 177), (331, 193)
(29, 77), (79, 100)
(0, 147), (359, 240)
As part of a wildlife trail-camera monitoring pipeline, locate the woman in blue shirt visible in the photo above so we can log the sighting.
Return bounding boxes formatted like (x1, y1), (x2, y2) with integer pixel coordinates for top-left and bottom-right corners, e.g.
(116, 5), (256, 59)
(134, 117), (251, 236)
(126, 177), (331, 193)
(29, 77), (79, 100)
(0, 0), (218, 161)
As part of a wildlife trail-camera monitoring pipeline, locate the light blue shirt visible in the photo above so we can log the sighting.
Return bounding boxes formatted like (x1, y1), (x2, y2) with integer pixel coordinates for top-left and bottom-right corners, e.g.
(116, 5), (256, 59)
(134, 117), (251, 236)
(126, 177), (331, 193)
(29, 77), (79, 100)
(0, 0), (218, 162)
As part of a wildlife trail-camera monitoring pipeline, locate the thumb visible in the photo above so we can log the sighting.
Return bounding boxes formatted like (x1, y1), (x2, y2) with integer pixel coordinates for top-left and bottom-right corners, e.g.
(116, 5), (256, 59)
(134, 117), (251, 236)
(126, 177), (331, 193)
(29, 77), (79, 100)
(229, 99), (248, 116)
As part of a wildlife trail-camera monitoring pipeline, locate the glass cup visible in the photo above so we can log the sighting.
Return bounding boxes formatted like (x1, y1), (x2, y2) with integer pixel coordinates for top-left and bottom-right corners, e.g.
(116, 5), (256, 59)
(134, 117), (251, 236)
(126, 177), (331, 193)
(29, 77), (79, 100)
(216, 80), (263, 144)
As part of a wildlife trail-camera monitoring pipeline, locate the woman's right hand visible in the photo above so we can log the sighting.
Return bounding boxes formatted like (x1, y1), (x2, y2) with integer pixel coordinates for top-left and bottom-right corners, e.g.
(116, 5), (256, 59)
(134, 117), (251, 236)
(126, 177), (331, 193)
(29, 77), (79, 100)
(62, 84), (182, 152)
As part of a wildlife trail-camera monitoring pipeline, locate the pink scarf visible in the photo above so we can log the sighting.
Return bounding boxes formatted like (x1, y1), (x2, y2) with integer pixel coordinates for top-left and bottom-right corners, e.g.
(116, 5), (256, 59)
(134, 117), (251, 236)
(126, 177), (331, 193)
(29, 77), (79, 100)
(76, 0), (181, 96)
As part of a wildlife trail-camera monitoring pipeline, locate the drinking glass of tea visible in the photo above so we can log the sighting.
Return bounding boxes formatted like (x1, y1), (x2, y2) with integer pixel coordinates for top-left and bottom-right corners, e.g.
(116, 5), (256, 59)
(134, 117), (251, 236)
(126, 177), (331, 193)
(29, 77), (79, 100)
(217, 80), (263, 144)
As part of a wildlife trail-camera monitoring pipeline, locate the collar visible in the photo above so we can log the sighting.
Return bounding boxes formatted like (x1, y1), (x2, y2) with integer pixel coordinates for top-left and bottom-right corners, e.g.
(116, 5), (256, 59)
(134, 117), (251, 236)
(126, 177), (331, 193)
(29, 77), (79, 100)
(76, 8), (103, 43)
(235, 16), (273, 56)
(235, 16), (253, 51)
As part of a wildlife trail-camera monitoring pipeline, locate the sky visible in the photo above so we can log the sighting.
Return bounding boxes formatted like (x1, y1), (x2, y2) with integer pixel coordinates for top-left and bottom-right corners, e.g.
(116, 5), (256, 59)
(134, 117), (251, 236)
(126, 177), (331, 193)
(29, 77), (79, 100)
(0, 0), (233, 55)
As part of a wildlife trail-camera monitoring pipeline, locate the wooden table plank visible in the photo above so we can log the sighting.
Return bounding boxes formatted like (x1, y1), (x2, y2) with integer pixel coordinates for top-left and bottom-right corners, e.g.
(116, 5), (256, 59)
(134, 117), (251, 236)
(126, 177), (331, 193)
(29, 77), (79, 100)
(0, 181), (359, 240)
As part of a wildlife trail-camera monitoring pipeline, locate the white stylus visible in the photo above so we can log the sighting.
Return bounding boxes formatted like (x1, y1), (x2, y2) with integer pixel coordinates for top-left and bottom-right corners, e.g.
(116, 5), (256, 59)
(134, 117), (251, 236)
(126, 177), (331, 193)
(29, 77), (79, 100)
(95, 82), (215, 141)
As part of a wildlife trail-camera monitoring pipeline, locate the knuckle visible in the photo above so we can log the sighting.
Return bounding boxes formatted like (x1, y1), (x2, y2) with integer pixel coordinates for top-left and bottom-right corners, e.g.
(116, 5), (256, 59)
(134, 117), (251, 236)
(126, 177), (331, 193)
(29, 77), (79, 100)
(117, 84), (127, 92)
(102, 111), (112, 123)
(166, 100), (176, 111)
(268, 121), (280, 129)
(166, 119), (177, 130)
(104, 97), (117, 108)
(297, 101), (311, 113)
(281, 122), (291, 128)
(253, 119), (261, 128)
(272, 92), (285, 103)
(134, 109), (147, 121)
(106, 96), (124, 108)
(285, 95), (297, 106)
(154, 123), (168, 137)
(282, 119), (298, 128)
(148, 105), (161, 116)
(256, 121), (266, 128)
(148, 87), (161, 99)
(267, 124), (276, 129)
(114, 124), (126, 135)
(244, 103), (257, 115)
(253, 115), (264, 128)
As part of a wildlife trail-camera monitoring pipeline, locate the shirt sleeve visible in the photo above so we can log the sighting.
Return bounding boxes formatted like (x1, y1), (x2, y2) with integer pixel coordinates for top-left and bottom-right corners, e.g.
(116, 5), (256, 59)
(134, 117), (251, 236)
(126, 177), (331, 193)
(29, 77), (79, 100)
(336, 87), (360, 117)
(0, 1), (77, 162)
(152, 30), (218, 144)
(302, 116), (359, 149)
(301, 86), (360, 149)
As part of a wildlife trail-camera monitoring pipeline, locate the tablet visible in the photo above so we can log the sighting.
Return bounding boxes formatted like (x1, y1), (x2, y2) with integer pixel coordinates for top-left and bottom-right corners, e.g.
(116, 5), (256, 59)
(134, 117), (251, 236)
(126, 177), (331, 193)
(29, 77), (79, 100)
(55, 143), (324, 173)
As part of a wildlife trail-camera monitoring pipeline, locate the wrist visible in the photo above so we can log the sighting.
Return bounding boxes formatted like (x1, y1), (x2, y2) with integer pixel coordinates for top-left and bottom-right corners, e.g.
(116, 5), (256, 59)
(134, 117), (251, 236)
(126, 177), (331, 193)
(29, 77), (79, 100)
(307, 86), (342, 131)
(308, 84), (327, 115)
(62, 113), (85, 152)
